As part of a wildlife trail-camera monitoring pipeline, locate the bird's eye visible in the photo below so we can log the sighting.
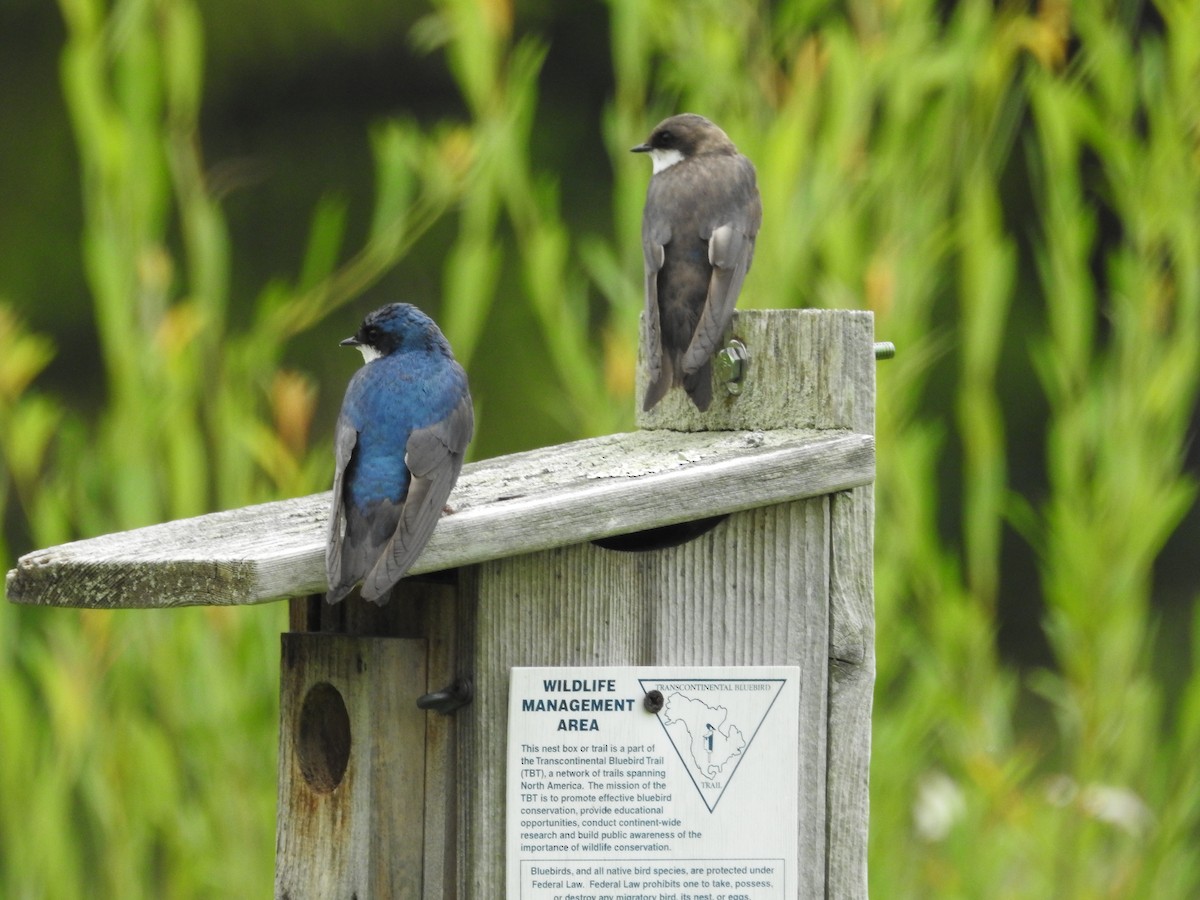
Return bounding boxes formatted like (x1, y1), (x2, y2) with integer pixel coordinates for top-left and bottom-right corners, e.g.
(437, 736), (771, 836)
(364, 325), (381, 344)
(656, 129), (675, 147)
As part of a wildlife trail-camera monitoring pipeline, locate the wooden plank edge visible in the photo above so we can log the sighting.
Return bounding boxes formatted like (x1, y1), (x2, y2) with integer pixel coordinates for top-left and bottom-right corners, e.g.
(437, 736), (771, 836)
(6, 432), (873, 609)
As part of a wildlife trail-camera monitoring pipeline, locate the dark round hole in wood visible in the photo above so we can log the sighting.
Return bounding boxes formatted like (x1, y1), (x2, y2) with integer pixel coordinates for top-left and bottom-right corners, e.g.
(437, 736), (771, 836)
(297, 681), (350, 793)
(591, 514), (729, 552)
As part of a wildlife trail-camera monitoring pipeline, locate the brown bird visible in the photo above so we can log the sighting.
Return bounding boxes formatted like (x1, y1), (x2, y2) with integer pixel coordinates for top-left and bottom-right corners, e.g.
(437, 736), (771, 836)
(633, 114), (762, 411)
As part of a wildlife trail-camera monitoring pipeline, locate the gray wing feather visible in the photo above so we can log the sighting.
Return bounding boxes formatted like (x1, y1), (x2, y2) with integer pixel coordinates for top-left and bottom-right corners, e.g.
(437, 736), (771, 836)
(682, 223), (756, 373)
(325, 414), (361, 603)
(641, 221), (671, 410)
(361, 391), (474, 603)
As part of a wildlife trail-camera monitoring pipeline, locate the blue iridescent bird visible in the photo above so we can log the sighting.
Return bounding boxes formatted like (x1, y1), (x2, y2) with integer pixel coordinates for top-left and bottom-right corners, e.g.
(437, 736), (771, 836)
(326, 303), (474, 605)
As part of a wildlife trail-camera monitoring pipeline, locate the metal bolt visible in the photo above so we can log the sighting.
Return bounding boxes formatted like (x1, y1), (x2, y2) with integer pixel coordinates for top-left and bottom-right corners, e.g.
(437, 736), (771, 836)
(874, 341), (896, 360)
(643, 689), (665, 713)
(715, 339), (750, 395)
(417, 677), (474, 714)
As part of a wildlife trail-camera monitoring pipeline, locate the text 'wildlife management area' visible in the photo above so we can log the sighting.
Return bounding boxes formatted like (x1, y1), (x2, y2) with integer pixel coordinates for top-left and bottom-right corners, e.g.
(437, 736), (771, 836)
(506, 667), (800, 900)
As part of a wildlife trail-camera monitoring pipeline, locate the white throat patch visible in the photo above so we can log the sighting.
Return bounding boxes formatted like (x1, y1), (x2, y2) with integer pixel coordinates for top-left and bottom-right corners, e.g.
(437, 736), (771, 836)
(357, 344), (383, 364)
(650, 148), (685, 174)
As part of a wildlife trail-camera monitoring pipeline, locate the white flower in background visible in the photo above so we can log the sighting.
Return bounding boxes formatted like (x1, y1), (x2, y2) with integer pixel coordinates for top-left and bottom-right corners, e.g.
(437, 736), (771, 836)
(1044, 776), (1155, 836)
(913, 770), (967, 842)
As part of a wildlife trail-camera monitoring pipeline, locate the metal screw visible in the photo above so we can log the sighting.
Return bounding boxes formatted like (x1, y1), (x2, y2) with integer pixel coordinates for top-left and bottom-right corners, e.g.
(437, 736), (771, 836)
(643, 689), (664, 713)
(874, 341), (896, 360)
(715, 339), (750, 395)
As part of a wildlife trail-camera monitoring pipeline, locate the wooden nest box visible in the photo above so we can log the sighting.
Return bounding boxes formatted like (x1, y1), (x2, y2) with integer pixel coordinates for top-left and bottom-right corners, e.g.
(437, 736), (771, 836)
(7, 309), (877, 898)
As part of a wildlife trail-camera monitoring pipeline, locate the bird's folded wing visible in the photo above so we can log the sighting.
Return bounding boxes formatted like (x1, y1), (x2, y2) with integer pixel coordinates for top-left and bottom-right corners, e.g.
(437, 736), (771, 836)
(324, 415), (360, 600)
(362, 392), (474, 603)
(682, 223), (755, 374)
(641, 237), (670, 410)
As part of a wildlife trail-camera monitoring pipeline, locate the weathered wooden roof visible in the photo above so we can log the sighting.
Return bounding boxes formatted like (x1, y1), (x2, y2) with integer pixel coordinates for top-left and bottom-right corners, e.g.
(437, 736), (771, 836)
(6, 427), (872, 609)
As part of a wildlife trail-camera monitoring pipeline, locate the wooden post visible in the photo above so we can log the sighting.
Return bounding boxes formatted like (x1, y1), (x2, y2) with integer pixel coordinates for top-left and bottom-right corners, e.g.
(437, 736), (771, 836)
(5, 309), (876, 899)
(449, 310), (875, 897)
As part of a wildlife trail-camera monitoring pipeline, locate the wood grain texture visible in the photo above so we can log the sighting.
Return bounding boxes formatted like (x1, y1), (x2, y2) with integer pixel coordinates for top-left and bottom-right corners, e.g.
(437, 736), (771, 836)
(453, 544), (649, 894)
(826, 487), (874, 899)
(5, 428), (872, 609)
(275, 634), (428, 899)
(637, 309), (875, 432)
(819, 307), (875, 899)
(283, 580), (463, 900)
(648, 499), (831, 899)
(417, 591), (461, 900)
(453, 499), (832, 897)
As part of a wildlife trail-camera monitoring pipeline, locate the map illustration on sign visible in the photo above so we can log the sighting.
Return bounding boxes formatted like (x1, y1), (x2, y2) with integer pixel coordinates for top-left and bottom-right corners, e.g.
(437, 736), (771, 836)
(638, 677), (786, 812)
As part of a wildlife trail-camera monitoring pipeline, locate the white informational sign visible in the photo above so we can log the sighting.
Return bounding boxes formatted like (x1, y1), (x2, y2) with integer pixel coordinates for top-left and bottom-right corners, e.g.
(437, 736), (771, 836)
(506, 666), (800, 900)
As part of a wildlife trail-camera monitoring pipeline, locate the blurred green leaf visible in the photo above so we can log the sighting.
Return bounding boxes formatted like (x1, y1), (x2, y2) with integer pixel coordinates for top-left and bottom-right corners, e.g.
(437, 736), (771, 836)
(297, 195), (349, 293)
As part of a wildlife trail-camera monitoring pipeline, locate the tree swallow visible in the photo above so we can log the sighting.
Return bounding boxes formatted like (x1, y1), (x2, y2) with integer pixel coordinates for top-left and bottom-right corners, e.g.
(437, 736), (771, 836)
(632, 113), (762, 411)
(326, 302), (474, 605)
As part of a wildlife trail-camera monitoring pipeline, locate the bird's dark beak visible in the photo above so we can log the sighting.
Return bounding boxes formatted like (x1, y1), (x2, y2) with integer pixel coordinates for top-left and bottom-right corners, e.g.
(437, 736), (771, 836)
(631, 142), (651, 153)
(339, 336), (361, 348)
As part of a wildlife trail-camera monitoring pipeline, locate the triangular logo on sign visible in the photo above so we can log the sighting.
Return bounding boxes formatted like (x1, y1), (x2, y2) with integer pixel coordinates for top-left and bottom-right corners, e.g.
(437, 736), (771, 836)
(637, 677), (787, 812)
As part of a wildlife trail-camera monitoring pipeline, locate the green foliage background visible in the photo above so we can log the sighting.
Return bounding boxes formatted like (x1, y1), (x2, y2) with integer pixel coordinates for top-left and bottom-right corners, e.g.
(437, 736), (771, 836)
(2, 0), (1199, 895)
